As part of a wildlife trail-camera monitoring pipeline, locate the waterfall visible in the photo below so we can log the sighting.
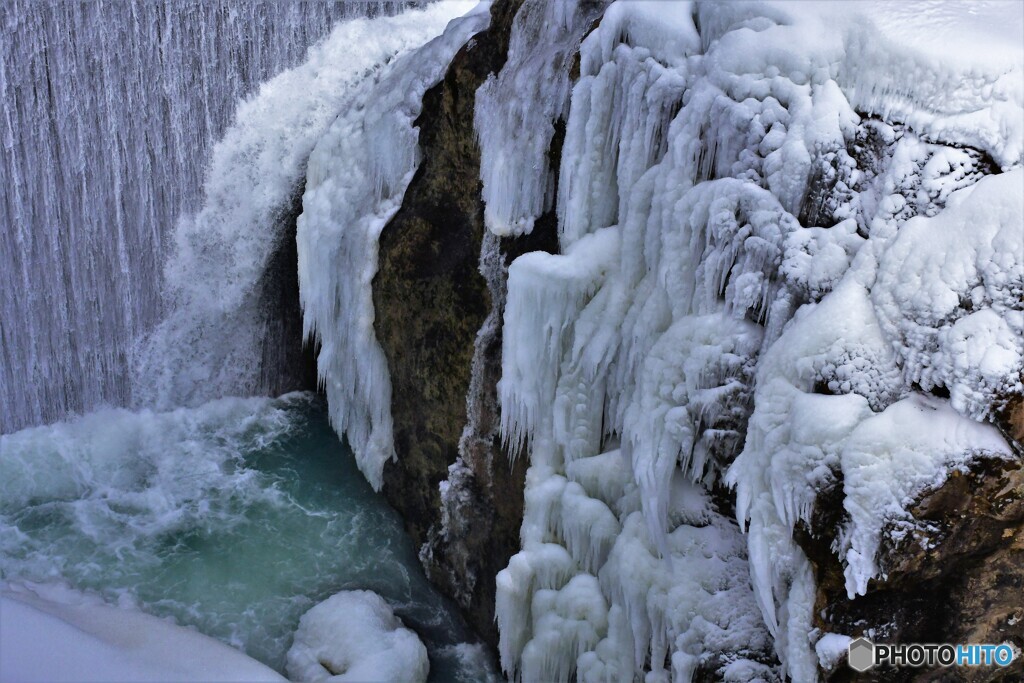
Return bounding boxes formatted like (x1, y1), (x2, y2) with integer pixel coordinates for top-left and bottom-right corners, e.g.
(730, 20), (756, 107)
(0, 0), (417, 433)
(0, 5), (507, 679)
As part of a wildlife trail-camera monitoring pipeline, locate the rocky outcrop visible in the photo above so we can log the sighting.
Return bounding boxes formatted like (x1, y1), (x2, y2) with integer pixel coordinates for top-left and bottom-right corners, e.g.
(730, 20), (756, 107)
(996, 395), (1024, 451)
(371, 0), (560, 647)
(801, 452), (1024, 682)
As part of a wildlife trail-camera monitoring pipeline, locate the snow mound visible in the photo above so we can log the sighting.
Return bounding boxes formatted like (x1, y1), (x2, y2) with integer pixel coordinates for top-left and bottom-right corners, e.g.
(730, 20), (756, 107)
(0, 581), (285, 683)
(814, 633), (852, 672)
(286, 590), (428, 683)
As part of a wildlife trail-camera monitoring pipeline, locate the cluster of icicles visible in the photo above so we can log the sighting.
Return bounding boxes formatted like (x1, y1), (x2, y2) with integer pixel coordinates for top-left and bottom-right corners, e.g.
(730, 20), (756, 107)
(293, 2), (1021, 681)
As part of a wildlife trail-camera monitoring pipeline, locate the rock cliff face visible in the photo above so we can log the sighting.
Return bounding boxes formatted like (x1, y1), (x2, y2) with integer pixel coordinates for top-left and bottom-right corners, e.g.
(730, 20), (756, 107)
(368, 0), (1024, 675)
(371, 0), (546, 646)
(803, 451), (1024, 683)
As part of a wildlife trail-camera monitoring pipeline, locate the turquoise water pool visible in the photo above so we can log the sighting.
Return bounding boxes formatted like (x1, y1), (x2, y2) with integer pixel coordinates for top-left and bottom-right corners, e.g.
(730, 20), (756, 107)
(0, 392), (497, 681)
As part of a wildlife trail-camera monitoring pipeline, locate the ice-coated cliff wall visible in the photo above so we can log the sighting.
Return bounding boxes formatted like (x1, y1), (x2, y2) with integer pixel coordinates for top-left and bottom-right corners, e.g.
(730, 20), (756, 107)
(300, 1), (1021, 679)
(473, 2), (1022, 681)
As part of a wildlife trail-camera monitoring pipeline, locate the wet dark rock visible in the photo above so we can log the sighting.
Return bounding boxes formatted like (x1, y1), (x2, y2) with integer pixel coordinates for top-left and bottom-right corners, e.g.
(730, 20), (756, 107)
(804, 454), (1024, 682)
(370, 0), (544, 649)
(258, 182), (319, 396)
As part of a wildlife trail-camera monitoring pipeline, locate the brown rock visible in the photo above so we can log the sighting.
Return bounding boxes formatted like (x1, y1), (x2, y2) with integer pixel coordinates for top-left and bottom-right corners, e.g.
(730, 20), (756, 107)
(995, 393), (1024, 447)
(804, 455), (1024, 682)
(370, 0), (549, 650)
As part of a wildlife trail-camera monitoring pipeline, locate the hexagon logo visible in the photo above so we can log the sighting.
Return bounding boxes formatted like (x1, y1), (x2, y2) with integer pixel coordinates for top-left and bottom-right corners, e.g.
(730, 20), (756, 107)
(848, 637), (876, 672)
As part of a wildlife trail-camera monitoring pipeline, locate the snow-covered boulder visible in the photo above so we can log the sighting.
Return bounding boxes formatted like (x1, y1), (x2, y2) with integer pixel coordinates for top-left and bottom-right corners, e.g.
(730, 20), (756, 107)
(285, 590), (429, 683)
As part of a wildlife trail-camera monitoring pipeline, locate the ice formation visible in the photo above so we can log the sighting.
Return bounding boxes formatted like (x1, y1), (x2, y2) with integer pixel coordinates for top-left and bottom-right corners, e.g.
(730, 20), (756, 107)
(286, 590), (429, 683)
(873, 170), (1024, 422)
(135, 6), (468, 411)
(477, 0), (1022, 680)
(475, 0), (606, 236)
(297, 2), (489, 489)
(3, 0), (1021, 680)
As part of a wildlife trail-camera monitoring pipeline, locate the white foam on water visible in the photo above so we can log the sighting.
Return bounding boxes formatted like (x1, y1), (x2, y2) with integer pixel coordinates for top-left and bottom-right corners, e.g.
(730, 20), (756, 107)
(0, 392), (496, 678)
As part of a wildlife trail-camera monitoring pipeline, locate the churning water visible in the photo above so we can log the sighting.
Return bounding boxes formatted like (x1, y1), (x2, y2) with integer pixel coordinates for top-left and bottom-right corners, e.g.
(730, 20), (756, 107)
(0, 393), (497, 680)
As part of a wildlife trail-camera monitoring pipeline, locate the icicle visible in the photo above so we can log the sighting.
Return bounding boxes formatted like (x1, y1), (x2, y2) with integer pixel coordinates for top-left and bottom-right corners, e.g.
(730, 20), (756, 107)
(490, 1), (1021, 680)
(475, 0), (606, 237)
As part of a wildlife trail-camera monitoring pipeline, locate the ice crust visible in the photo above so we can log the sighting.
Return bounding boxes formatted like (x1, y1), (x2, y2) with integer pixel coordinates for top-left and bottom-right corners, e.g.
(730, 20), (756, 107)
(296, 2), (488, 489)
(480, 1), (1022, 681)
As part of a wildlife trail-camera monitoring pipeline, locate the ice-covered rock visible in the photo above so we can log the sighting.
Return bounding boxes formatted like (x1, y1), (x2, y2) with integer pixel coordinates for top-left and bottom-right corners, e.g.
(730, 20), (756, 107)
(286, 590), (428, 683)
(476, 0), (606, 237)
(873, 170), (1024, 423)
(478, 0), (1022, 680)
(297, 1), (488, 490)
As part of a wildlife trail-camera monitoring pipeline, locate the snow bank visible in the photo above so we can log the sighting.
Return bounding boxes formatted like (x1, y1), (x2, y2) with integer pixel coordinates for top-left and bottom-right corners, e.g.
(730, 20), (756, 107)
(0, 581), (284, 682)
(286, 590), (428, 683)
(484, 0), (1022, 680)
(297, 2), (488, 490)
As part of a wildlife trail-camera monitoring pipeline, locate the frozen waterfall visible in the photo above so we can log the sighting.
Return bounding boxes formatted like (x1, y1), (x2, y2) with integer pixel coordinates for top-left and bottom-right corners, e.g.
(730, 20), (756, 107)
(3, 1), (1022, 681)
